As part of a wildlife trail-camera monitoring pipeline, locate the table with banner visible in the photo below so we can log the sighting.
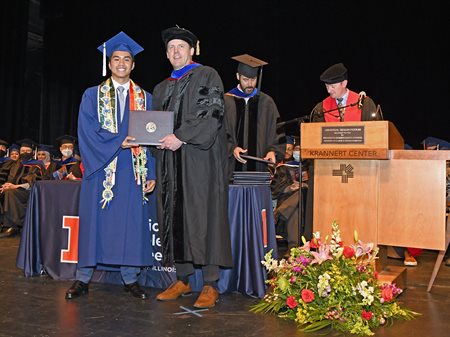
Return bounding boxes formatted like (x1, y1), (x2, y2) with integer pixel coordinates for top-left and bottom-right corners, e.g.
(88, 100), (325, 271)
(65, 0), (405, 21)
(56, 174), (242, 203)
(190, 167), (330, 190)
(16, 180), (277, 298)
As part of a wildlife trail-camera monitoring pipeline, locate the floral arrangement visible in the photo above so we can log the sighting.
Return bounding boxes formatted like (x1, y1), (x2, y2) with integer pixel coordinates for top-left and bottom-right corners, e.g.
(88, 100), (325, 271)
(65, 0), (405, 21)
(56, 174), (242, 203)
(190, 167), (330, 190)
(250, 221), (420, 336)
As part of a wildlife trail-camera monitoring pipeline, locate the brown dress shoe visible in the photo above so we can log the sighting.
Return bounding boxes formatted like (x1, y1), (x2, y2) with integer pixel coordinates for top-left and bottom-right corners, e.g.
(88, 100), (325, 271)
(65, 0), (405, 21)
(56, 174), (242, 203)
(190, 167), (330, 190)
(124, 282), (149, 300)
(156, 280), (192, 301)
(65, 280), (89, 299)
(193, 285), (219, 308)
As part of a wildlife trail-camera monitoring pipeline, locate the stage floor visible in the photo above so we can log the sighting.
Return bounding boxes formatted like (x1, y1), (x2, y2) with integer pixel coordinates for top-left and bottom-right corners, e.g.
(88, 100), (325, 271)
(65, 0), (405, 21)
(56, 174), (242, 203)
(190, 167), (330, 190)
(1, 236), (449, 337)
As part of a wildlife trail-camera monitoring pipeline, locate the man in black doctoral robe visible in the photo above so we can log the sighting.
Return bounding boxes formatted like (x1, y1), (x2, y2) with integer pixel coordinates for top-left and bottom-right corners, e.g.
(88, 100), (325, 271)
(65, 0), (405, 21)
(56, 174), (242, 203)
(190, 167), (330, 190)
(152, 26), (232, 309)
(224, 54), (286, 178)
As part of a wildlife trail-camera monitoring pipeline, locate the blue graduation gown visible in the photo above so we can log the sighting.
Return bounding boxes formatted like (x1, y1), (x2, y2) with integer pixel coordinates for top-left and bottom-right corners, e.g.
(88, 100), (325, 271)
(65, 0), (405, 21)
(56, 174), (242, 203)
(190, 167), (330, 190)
(77, 84), (155, 268)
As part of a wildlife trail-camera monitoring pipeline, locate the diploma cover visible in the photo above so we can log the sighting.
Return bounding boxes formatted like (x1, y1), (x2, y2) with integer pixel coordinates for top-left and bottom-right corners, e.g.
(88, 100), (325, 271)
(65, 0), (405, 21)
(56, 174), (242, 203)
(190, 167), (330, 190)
(128, 110), (174, 145)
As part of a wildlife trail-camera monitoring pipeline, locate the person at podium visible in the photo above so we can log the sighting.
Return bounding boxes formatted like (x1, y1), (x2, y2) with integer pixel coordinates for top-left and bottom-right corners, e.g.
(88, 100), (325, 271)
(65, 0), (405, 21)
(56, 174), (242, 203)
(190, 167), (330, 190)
(310, 62), (380, 122)
(304, 63), (382, 241)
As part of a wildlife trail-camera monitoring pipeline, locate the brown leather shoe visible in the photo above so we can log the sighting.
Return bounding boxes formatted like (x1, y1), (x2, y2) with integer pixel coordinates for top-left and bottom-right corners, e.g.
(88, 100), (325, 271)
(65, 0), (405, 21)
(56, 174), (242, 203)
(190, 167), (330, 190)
(65, 280), (89, 300)
(156, 280), (192, 301)
(193, 285), (219, 308)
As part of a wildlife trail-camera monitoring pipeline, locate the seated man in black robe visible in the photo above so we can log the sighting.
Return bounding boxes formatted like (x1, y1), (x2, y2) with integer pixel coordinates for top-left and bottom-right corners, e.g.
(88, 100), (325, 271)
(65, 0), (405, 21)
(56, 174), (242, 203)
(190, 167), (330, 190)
(271, 144), (308, 255)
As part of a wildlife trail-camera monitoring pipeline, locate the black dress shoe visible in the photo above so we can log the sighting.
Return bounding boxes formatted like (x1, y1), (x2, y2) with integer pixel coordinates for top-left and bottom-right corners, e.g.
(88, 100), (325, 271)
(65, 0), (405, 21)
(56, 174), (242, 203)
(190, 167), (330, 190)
(65, 280), (89, 299)
(0, 227), (18, 238)
(124, 282), (148, 300)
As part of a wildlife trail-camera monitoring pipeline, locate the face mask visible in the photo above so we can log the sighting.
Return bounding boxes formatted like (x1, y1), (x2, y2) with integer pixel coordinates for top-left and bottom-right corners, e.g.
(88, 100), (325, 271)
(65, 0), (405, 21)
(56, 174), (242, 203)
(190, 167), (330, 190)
(20, 153), (33, 161)
(0, 150), (6, 157)
(61, 149), (73, 157)
(293, 151), (300, 162)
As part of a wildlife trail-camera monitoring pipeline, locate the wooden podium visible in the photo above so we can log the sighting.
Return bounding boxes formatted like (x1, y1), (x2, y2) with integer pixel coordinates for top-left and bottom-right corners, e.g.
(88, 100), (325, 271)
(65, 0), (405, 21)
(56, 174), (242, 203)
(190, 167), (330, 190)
(301, 121), (450, 290)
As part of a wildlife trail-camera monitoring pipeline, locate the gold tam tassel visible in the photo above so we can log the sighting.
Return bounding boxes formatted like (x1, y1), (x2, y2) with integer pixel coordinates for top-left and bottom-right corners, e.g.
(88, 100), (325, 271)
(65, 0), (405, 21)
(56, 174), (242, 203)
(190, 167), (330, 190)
(196, 40), (200, 56)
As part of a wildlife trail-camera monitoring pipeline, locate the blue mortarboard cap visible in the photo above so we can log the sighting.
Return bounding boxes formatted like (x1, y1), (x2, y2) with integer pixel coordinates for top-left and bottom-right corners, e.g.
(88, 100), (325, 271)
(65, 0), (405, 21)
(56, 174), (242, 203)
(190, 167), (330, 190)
(9, 143), (20, 153)
(97, 31), (144, 76)
(37, 144), (54, 153)
(286, 135), (294, 145)
(421, 137), (450, 150)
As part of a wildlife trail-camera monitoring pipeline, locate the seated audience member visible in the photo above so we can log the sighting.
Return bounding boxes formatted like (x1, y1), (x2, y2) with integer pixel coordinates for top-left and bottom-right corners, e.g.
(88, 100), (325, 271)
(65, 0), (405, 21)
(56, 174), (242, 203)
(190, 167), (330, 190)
(36, 144), (58, 180)
(0, 139), (10, 229)
(283, 136), (295, 163)
(0, 139), (11, 183)
(271, 144), (309, 255)
(0, 144), (19, 185)
(0, 139), (8, 161)
(53, 135), (83, 180)
(8, 144), (20, 162)
(0, 138), (45, 238)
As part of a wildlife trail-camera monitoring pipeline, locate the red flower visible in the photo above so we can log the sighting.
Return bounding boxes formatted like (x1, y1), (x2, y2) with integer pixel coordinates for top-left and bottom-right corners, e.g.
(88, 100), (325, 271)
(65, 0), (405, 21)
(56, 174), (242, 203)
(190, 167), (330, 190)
(361, 310), (373, 320)
(310, 238), (321, 249)
(301, 289), (315, 303)
(286, 296), (298, 308)
(343, 246), (355, 258)
(381, 287), (394, 302)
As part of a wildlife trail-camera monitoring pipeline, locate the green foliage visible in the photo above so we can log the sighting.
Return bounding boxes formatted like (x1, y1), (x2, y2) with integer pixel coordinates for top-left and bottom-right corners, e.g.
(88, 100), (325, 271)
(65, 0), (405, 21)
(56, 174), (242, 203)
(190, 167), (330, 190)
(250, 221), (420, 336)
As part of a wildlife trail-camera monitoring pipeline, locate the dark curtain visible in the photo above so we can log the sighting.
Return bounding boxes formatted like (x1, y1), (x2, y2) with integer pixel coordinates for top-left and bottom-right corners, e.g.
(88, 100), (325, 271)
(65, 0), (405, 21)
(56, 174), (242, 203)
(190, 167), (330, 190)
(1, 1), (449, 149)
(0, 1), (30, 143)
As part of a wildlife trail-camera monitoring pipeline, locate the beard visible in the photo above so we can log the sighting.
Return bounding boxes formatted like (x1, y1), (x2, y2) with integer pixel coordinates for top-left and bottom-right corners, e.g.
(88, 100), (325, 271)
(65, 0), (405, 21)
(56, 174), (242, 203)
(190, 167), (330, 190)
(243, 86), (255, 94)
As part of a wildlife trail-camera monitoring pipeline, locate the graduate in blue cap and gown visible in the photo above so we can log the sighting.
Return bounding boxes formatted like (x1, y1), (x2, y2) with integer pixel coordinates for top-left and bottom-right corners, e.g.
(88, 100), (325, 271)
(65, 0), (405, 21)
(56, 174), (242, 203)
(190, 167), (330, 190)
(65, 31), (155, 300)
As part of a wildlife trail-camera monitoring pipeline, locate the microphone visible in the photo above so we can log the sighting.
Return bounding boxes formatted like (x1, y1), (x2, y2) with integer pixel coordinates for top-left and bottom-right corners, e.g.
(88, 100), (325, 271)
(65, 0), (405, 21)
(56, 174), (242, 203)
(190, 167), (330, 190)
(357, 91), (366, 109)
(371, 104), (384, 120)
(276, 115), (310, 127)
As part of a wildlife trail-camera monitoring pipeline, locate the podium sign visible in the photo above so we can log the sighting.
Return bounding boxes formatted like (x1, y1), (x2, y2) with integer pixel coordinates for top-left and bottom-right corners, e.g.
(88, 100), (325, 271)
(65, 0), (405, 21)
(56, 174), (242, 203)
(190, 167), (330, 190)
(301, 121), (404, 159)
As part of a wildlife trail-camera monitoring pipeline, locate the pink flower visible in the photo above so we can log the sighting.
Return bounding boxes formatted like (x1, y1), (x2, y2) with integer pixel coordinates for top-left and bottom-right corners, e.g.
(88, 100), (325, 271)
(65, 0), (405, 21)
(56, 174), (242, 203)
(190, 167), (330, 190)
(310, 245), (333, 265)
(343, 246), (355, 258)
(381, 287), (394, 303)
(286, 296), (298, 308)
(361, 310), (373, 320)
(353, 241), (374, 259)
(301, 289), (315, 303)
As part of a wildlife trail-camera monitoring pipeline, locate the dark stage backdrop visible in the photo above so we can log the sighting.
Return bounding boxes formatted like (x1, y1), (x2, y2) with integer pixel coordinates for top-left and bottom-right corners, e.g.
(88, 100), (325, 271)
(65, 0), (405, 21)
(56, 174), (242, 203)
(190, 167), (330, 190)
(1, 0), (449, 149)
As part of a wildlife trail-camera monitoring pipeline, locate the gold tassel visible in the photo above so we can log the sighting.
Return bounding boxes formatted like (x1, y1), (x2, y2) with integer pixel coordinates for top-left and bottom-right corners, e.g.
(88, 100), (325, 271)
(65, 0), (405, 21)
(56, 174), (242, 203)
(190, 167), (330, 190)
(102, 42), (107, 77)
(196, 40), (200, 56)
